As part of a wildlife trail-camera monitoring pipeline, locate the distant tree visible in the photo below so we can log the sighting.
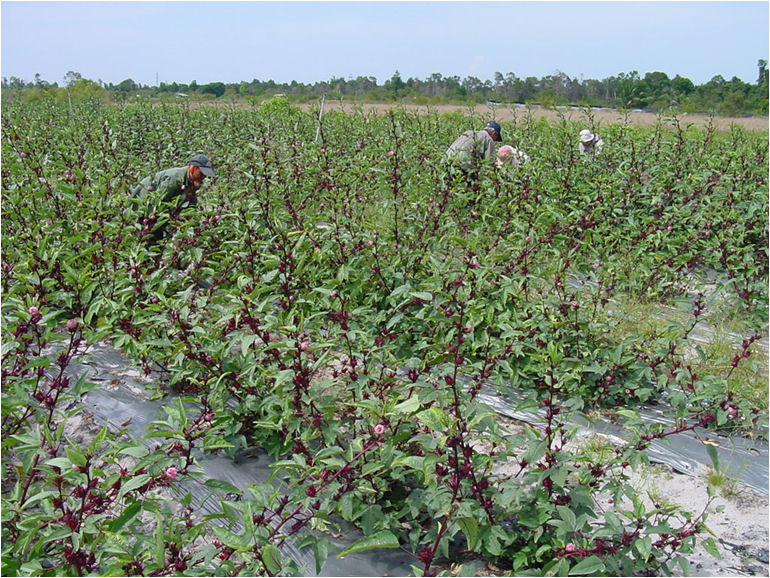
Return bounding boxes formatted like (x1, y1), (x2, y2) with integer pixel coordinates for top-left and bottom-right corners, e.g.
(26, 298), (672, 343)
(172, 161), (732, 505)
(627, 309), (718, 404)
(753, 59), (769, 114)
(385, 71), (405, 98)
(707, 75), (726, 86)
(3, 76), (26, 89)
(615, 70), (641, 108)
(6, 63), (763, 116)
(63, 71), (83, 111)
(493, 72), (504, 91)
(502, 72), (521, 101)
(520, 77), (540, 102)
(671, 75), (695, 95)
(68, 78), (104, 101)
(640, 71), (675, 108)
(34, 73), (52, 88)
(116, 78), (139, 92)
(462, 76), (482, 92)
(426, 72), (443, 97)
(462, 76), (486, 102)
(350, 76), (377, 97)
(63, 71), (82, 87)
(757, 59), (768, 86)
(200, 82), (226, 97)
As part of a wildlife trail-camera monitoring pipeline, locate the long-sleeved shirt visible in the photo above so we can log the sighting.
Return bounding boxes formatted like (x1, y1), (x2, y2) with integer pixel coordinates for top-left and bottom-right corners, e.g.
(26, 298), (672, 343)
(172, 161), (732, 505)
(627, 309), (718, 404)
(130, 166), (198, 217)
(443, 130), (497, 170)
(579, 136), (604, 156)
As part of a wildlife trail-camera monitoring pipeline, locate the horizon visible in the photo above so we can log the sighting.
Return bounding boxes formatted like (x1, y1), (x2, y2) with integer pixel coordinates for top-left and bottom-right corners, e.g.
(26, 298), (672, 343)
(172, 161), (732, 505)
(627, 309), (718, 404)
(2, 2), (768, 89)
(4, 64), (765, 90)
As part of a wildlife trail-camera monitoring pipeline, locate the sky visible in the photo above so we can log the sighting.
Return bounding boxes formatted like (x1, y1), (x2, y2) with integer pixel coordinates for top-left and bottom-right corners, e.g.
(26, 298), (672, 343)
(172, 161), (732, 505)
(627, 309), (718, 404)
(1, 1), (768, 88)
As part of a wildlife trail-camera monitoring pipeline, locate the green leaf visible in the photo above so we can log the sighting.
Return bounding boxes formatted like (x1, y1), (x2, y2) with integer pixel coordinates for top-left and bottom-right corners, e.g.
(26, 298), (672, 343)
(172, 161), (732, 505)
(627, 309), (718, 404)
(705, 444), (720, 473)
(548, 558), (570, 576)
(73, 373), (98, 396)
(416, 407), (453, 431)
(212, 526), (251, 551)
(1, 340), (19, 356)
(119, 446), (149, 459)
(305, 537), (330, 575)
(634, 535), (652, 561)
(337, 530), (400, 557)
(410, 291), (433, 302)
(391, 396), (421, 415)
(616, 408), (641, 421)
(109, 501), (143, 533)
(153, 511), (165, 565)
(240, 334), (260, 356)
(315, 446), (344, 460)
(701, 537), (721, 560)
(202, 436), (234, 451)
(568, 555), (606, 575)
(457, 517), (480, 550)
(458, 562), (482, 576)
(392, 455), (424, 470)
(117, 474), (151, 500)
(520, 440), (548, 466)
(19, 560), (43, 575)
(65, 447), (87, 467)
(262, 543), (282, 574)
(556, 505), (577, 531)
(45, 457), (75, 470)
(204, 478), (243, 496)
(21, 490), (57, 510)
(675, 556), (692, 576)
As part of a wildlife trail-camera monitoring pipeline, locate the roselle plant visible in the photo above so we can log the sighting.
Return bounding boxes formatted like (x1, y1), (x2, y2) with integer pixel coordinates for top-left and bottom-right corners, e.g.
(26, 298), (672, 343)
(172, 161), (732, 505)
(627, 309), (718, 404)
(2, 98), (767, 576)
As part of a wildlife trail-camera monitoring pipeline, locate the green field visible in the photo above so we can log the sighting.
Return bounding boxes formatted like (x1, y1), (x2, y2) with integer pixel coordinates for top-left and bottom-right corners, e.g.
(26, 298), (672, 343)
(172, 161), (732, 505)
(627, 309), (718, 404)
(2, 98), (767, 576)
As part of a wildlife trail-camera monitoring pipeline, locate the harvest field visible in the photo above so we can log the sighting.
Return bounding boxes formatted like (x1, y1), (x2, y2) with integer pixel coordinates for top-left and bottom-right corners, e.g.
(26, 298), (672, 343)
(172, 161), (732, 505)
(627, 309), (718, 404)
(1, 98), (768, 576)
(298, 101), (770, 132)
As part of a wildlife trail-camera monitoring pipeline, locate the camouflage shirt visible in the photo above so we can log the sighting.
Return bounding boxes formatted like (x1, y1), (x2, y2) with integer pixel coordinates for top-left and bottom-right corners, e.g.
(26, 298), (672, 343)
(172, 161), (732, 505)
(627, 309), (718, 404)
(443, 130), (497, 170)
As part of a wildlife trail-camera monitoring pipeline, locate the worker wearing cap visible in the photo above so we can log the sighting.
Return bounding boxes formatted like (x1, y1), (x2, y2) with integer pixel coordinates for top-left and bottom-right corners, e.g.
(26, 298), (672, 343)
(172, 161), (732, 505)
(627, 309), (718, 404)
(131, 154), (215, 243)
(578, 129), (604, 156)
(443, 121), (503, 178)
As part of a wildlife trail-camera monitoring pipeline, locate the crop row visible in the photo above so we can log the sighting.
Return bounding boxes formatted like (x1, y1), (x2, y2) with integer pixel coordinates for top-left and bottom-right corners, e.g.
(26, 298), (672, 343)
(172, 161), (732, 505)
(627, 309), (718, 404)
(1, 98), (767, 576)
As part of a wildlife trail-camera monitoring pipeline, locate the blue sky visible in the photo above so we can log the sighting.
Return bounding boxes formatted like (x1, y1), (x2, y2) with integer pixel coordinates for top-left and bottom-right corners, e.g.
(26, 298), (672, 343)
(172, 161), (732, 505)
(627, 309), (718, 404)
(1, 1), (768, 87)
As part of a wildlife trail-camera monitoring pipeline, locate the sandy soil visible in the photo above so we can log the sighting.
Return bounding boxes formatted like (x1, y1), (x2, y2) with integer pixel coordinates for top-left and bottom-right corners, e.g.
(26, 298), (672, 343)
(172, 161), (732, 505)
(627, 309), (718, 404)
(470, 468), (769, 577)
(637, 464), (769, 577)
(55, 395), (770, 577)
(467, 418), (769, 577)
(300, 101), (769, 132)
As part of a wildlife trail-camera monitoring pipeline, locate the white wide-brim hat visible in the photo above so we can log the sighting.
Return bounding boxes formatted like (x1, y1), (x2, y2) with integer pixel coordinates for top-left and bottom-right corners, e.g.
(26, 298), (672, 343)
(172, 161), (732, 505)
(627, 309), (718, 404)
(579, 129), (595, 143)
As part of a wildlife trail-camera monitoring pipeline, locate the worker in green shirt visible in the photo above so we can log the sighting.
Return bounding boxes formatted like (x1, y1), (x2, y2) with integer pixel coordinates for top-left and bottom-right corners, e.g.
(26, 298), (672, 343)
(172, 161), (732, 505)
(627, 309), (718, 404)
(132, 154), (215, 244)
(443, 121), (502, 181)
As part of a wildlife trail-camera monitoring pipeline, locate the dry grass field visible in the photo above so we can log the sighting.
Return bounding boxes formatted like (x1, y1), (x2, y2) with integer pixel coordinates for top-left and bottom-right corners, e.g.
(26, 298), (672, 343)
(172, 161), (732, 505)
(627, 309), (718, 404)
(300, 101), (769, 132)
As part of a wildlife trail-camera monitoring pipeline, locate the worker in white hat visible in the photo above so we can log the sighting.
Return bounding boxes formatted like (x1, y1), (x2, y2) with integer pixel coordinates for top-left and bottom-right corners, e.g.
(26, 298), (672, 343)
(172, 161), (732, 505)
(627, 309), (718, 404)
(579, 129), (604, 156)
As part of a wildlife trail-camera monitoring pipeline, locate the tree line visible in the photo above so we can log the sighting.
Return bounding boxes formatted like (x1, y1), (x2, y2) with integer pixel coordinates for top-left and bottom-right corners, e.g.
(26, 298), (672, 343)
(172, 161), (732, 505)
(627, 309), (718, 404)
(3, 61), (768, 116)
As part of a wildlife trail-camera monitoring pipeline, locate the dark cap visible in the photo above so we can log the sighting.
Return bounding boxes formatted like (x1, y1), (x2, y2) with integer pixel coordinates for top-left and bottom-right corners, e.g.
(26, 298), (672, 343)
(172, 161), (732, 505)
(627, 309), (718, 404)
(189, 154), (215, 177)
(484, 121), (502, 141)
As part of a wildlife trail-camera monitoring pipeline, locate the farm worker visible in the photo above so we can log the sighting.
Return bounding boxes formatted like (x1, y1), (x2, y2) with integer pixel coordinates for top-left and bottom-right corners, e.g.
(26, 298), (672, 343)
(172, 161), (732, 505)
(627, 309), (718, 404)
(443, 121), (502, 179)
(496, 144), (529, 169)
(578, 129), (604, 156)
(131, 154), (215, 244)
